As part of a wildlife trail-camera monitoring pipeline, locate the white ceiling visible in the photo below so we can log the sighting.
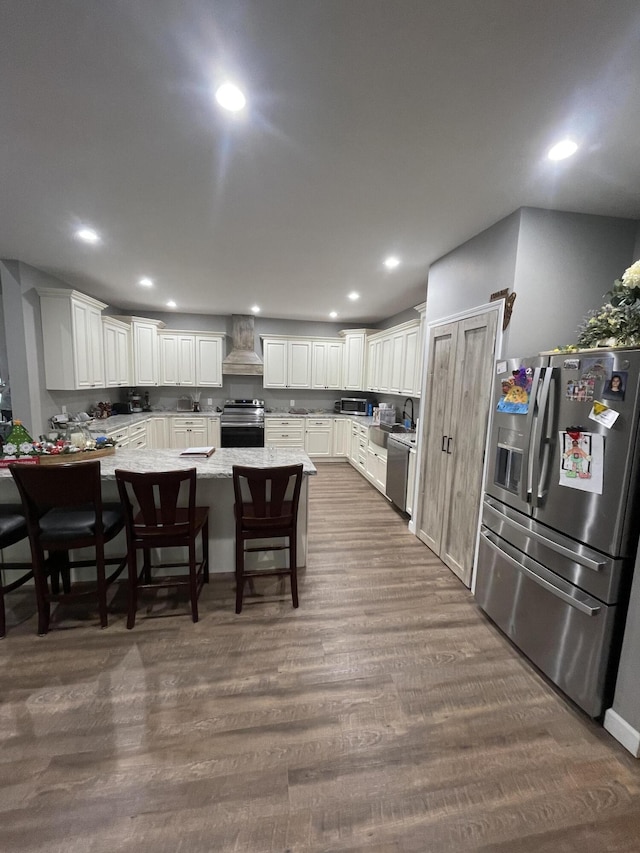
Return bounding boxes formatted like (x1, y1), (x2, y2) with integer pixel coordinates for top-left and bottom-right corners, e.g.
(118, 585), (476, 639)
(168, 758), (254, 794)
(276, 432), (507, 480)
(2, 0), (640, 324)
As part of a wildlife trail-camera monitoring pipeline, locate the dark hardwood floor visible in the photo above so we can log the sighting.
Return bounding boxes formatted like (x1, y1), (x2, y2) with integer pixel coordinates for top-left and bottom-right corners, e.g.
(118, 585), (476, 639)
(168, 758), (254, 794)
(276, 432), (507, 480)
(2, 463), (640, 852)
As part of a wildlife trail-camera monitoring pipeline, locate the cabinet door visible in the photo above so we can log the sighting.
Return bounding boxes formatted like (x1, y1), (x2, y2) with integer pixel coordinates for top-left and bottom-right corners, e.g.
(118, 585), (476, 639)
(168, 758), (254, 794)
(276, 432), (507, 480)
(311, 342), (328, 389)
(103, 322), (121, 388)
(196, 336), (222, 387)
(417, 310), (498, 588)
(378, 337), (392, 392)
(401, 326), (420, 396)
(439, 311), (498, 586)
(134, 323), (159, 386)
(406, 449), (417, 516)
(88, 306), (105, 386)
(149, 417), (169, 449)
(305, 426), (332, 457)
(389, 331), (405, 393)
(177, 336), (196, 385)
(332, 418), (349, 456)
(288, 341), (312, 388)
(72, 300), (94, 388)
(263, 340), (288, 388)
(417, 322), (457, 555)
(159, 334), (179, 385)
(171, 425), (191, 449)
(188, 426), (208, 445)
(325, 342), (343, 389)
(343, 333), (365, 391)
(367, 339), (378, 392)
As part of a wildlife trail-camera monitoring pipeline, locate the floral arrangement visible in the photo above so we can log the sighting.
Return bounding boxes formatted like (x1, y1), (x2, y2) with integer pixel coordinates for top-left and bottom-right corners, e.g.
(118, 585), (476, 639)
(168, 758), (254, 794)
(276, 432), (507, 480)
(575, 259), (640, 349)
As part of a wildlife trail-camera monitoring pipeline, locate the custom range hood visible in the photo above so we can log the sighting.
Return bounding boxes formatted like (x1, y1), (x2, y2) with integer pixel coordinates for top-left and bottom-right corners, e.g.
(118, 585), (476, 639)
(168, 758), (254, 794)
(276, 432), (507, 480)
(222, 314), (264, 376)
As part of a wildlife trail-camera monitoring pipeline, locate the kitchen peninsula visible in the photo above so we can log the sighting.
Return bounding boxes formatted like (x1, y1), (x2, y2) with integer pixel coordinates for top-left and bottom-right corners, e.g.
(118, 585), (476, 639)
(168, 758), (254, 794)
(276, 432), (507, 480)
(0, 447), (317, 573)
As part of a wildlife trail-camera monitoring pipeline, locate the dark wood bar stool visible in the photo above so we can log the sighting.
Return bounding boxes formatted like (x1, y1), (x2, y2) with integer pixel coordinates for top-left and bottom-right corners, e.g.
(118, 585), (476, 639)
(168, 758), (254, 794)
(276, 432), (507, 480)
(232, 464), (303, 614)
(10, 461), (127, 635)
(115, 468), (209, 628)
(0, 504), (33, 637)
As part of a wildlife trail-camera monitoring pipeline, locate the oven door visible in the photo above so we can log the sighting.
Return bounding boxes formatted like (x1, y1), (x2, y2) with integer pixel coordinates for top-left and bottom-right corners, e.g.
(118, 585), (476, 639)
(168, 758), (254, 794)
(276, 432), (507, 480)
(221, 424), (265, 448)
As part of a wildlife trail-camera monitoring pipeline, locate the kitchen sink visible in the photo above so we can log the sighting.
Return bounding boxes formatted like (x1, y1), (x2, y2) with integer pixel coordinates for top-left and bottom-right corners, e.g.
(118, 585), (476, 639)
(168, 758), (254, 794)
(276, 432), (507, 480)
(369, 425), (389, 448)
(380, 422), (411, 433)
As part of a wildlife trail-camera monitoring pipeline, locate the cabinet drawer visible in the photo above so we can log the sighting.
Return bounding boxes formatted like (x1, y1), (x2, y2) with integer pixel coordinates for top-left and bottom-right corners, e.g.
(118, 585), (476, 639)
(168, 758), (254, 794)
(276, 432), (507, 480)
(173, 417), (206, 428)
(129, 421), (148, 438)
(266, 418), (302, 428)
(306, 418), (331, 428)
(106, 427), (129, 445)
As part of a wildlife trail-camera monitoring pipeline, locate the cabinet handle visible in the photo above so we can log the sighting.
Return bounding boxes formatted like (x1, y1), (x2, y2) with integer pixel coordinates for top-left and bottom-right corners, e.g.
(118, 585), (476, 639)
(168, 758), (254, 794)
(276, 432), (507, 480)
(441, 435), (447, 452)
(446, 437), (453, 454)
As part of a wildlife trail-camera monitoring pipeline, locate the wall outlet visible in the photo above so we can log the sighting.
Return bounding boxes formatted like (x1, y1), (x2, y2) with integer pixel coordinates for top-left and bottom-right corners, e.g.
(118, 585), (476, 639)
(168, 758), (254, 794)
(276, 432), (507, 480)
(207, 398), (212, 406)
(61, 405), (67, 414)
(290, 399), (295, 407)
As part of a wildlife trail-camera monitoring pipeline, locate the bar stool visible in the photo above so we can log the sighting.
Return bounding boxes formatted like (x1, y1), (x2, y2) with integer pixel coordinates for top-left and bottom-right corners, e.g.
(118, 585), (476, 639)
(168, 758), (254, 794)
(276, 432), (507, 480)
(0, 504), (33, 637)
(232, 464), (303, 614)
(10, 461), (127, 635)
(115, 468), (209, 628)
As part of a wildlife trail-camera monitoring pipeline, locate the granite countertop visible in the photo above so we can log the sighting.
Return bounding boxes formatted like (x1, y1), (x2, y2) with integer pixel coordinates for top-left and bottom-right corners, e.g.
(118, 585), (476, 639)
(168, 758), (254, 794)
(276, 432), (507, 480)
(0, 447), (317, 480)
(90, 411), (221, 432)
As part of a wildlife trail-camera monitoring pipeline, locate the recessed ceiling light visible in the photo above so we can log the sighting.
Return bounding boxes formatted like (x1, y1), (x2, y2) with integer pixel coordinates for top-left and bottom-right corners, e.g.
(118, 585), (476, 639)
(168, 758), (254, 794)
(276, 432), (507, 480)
(329, 311), (338, 319)
(166, 300), (177, 309)
(139, 277), (154, 287)
(348, 292), (360, 301)
(384, 256), (401, 270)
(75, 227), (100, 244)
(547, 139), (578, 161)
(215, 82), (246, 112)
(251, 305), (260, 313)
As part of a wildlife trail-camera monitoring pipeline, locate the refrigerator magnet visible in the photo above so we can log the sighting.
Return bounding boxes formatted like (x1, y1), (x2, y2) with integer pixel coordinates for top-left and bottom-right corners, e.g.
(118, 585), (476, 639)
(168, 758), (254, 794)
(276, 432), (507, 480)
(601, 371), (627, 402)
(589, 401), (620, 429)
(559, 429), (604, 495)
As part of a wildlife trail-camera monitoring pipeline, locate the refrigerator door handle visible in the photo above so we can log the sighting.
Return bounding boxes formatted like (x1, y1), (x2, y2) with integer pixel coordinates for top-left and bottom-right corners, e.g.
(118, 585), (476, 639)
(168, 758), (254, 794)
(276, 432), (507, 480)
(519, 366), (542, 504)
(480, 531), (601, 616)
(484, 497), (607, 572)
(531, 366), (554, 508)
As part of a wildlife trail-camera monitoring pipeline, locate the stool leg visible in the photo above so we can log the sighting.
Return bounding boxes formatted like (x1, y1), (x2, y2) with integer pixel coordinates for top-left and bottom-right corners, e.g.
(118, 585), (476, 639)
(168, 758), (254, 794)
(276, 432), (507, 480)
(96, 546), (108, 629)
(290, 533), (299, 609)
(33, 550), (50, 636)
(189, 538), (198, 623)
(235, 531), (244, 614)
(126, 549), (138, 630)
(202, 519), (209, 583)
(0, 585), (6, 639)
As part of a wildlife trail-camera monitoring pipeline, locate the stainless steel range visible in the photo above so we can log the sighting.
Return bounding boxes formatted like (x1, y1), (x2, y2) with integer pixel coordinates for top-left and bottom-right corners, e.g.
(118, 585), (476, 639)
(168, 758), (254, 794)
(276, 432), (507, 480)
(220, 399), (265, 447)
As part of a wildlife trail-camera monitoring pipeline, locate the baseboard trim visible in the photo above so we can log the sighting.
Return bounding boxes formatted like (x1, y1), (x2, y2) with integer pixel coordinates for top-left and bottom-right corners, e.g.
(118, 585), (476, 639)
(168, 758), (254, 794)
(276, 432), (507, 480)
(604, 708), (640, 757)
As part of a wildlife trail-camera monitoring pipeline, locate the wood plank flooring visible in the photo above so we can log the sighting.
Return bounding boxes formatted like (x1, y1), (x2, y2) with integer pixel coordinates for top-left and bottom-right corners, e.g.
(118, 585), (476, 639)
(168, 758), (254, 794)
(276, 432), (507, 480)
(2, 462), (640, 852)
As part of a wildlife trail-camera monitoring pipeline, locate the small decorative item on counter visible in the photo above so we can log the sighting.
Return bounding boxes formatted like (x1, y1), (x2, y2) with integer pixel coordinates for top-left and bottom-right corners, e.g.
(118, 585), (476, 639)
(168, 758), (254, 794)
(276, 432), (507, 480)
(2, 420), (36, 457)
(1, 419), (115, 466)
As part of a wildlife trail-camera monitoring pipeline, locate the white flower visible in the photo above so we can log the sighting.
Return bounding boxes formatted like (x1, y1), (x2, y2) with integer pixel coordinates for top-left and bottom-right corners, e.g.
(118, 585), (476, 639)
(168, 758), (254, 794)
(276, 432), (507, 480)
(19, 442), (34, 454)
(621, 259), (640, 289)
(3, 443), (17, 455)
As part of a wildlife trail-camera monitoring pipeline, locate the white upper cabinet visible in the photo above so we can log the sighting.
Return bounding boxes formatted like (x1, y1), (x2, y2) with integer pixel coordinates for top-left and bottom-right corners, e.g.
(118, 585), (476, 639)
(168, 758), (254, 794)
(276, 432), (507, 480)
(127, 317), (165, 386)
(311, 341), (343, 389)
(102, 317), (131, 388)
(195, 335), (223, 387)
(159, 332), (196, 386)
(38, 288), (107, 390)
(366, 318), (423, 397)
(340, 330), (369, 391)
(262, 337), (319, 389)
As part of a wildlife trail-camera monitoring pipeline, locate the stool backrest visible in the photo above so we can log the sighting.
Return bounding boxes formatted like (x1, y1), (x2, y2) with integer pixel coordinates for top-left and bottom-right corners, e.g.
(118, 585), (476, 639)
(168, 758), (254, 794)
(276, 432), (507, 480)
(10, 461), (103, 532)
(233, 464), (303, 531)
(115, 468), (197, 538)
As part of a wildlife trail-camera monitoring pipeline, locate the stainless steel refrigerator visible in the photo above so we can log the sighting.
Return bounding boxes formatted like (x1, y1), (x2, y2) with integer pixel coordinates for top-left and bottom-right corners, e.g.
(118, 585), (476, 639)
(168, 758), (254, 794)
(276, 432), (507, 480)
(475, 349), (640, 717)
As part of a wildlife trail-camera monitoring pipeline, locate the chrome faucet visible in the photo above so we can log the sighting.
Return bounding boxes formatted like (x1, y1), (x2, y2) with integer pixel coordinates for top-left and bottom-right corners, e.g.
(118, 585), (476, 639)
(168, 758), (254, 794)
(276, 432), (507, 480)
(402, 397), (415, 429)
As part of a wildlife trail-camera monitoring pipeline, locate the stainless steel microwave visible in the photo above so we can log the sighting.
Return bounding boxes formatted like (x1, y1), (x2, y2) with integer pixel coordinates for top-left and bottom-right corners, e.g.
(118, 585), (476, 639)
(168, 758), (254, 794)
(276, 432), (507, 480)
(335, 397), (372, 416)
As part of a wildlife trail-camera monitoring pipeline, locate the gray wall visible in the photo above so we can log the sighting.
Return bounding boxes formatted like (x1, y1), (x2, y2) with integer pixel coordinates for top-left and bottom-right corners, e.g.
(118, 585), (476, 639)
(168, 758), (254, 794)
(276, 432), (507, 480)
(509, 208), (638, 357)
(425, 210), (521, 325)
(634, 222), (640, 259)
(425, 207), (638, 359)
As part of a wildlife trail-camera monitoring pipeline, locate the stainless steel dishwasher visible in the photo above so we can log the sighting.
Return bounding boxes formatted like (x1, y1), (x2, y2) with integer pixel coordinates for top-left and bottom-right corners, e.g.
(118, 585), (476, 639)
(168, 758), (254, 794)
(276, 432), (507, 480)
(386, 435), (410, 512)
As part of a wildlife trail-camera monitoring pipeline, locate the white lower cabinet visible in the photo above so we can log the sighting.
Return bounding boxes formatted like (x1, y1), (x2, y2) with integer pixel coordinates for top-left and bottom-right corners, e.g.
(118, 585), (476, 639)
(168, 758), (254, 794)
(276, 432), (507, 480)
(265, 418), (305, 448)
(332, 418), (349, 457)
(305, 418), (333, 457)
(105, 425), (129, 448)
(208, 417), (221, 448)
(366, 445), (387, 493)
(148, 417), (169, 448)
(171, 417), (208, 449)
(128, 419), (149, 450)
